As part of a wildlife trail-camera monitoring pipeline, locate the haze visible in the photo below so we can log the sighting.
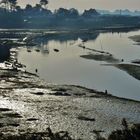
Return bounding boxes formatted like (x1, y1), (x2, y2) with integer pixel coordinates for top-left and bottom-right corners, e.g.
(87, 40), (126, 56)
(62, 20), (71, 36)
(18, 0), (140, 11)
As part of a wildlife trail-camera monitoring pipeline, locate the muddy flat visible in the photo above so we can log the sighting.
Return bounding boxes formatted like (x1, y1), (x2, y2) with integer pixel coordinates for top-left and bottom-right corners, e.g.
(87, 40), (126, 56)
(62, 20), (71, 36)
(0, 68), (140, 140)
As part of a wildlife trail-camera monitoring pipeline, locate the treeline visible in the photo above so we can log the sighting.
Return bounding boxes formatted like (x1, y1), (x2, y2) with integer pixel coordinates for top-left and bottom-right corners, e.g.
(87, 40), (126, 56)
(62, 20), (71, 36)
(0, 0), (140, 29)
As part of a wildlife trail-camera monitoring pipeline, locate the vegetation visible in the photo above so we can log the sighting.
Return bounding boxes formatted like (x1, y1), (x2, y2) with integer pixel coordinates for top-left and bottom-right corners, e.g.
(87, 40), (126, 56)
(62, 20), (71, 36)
(0, 119), (139, 140)
(0, 0), (140, 29)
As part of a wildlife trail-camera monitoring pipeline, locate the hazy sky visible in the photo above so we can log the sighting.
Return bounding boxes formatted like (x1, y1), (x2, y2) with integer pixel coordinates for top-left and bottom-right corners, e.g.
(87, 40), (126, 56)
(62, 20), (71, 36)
(18, 0), (140, 11)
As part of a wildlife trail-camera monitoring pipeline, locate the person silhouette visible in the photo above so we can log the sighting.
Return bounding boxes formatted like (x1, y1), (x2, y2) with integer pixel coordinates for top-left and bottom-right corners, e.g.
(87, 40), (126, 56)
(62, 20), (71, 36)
(35, 69), (38, 73)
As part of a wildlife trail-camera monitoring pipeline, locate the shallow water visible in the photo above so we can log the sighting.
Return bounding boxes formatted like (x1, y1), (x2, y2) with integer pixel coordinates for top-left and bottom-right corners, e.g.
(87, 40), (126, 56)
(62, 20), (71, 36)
(17, 30), (140, 101)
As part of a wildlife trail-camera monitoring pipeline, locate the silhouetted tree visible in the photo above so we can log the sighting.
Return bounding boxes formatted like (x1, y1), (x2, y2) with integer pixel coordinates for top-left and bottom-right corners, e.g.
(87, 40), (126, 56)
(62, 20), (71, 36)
(82, 8), (100, 17)
(54, 8), (79, 19)
(34, 4), (42, 12)
(55, 8), (70, 18)
(40, 0), (48, 9)
(25, 4), (32, 11)
(69, 8), (79, 18)
(15, 5), (21, 12)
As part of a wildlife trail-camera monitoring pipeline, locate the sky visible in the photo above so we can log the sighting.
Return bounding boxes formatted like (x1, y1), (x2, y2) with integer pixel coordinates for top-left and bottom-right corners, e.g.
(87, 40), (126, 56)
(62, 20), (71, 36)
(17, 0), (140, 11)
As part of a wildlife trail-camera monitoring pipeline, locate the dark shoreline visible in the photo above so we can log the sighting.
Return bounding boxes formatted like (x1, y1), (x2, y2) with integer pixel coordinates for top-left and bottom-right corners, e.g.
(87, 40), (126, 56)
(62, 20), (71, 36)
(0, 25), (140, 32)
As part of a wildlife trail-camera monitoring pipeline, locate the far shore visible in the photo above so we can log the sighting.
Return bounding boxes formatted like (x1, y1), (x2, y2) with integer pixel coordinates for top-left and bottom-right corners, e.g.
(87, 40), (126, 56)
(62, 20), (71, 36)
(0, 25), (140, 33)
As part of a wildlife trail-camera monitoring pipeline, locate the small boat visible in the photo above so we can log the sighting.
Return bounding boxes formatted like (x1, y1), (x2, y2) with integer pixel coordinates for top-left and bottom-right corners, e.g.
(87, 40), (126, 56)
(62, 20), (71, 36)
(35, 49), (40, 52)
(54, 49), (59, 52)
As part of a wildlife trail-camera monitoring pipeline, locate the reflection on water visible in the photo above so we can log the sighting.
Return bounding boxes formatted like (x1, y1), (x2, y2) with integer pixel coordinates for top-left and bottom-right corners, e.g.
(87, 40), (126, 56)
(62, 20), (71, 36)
(12, 30), (140, 100)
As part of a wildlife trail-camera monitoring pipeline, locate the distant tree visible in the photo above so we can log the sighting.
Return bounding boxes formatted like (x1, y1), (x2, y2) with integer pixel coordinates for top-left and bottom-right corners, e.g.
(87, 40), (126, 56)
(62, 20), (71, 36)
(69, 8), (79, 18)
(15, 5), (22, 12)
(40, 0), (48, 9)
(34, 3), (42, 11)
(82, 9), (100, 17)
(25, 4), (32, 11)
(54, 8), (79, 19)
(55, 8), (70, 18)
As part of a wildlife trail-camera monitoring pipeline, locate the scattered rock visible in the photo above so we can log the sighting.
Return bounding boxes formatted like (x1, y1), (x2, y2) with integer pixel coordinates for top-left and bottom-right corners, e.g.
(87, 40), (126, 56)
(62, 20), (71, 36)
(78, 116), (95, 122)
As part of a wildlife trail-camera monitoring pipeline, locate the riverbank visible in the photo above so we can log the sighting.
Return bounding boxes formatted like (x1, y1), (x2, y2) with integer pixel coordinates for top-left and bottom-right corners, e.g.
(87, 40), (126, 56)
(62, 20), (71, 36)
(0, 63), (140, 140)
